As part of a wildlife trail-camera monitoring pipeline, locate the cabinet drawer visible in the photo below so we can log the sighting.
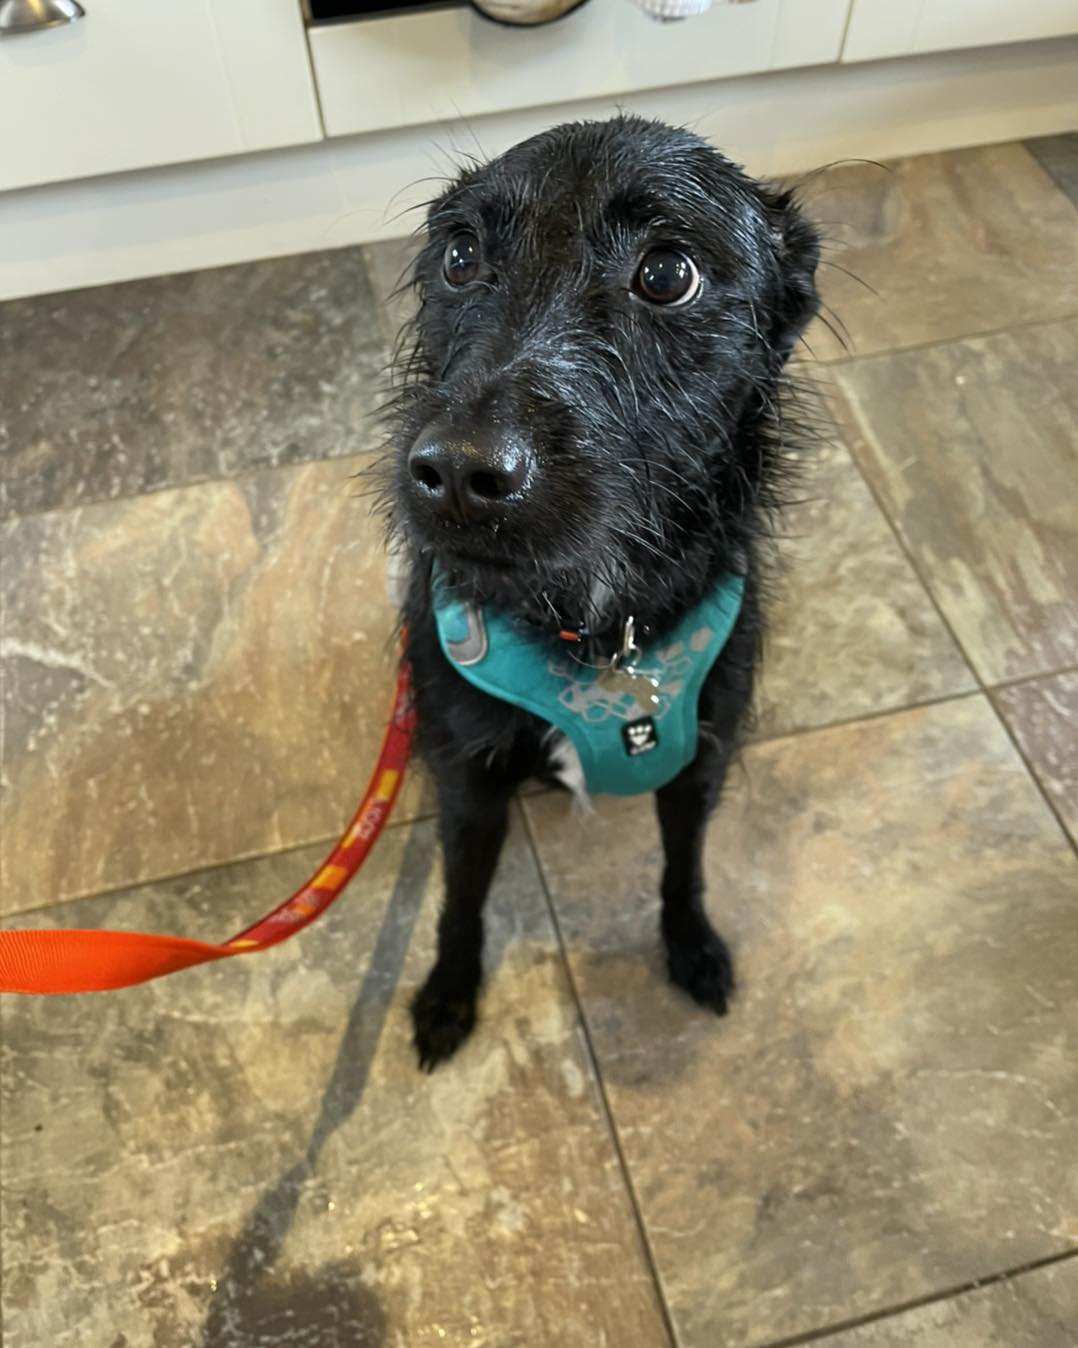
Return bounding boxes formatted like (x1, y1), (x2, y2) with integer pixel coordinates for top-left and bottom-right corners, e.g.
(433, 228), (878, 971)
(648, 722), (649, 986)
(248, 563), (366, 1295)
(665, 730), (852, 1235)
(309, 0), (850, 139)
(843, 0), (1078, 63)
(0, 0), (320, 193)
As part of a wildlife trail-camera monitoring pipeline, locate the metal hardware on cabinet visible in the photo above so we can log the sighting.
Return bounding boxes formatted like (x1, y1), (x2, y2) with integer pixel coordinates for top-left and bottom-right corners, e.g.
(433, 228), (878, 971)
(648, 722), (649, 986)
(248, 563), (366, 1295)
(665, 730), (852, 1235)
(0, 0), (85, 36)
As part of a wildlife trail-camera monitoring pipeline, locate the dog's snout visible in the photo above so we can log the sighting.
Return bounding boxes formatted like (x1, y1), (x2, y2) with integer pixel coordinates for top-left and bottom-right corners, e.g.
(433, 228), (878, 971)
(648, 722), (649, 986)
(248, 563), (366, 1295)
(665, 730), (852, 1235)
(407, 425), (533, 524)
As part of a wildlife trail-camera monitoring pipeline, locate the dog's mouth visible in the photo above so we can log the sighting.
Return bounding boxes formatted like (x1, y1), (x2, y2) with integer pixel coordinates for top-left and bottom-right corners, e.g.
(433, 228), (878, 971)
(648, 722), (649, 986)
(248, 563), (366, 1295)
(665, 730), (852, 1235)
(416, 520), (528, 576)
(441, 543), (520, 573)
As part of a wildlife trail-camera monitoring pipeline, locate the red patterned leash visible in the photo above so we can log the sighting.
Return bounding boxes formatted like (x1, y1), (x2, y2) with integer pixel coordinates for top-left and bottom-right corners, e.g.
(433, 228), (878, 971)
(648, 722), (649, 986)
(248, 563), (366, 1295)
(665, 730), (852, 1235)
(0, 662), (416, 995)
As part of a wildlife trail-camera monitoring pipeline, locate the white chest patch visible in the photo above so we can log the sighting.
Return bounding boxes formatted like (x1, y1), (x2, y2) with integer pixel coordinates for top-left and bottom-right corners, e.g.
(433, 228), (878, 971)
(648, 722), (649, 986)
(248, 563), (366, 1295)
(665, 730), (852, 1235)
(545, 731), (592, 811)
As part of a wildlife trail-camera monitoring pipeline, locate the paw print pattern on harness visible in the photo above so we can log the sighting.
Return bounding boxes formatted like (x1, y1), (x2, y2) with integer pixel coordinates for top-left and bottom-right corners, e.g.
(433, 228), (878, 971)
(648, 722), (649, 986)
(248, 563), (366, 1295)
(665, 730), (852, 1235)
(547, 626), (711, 724)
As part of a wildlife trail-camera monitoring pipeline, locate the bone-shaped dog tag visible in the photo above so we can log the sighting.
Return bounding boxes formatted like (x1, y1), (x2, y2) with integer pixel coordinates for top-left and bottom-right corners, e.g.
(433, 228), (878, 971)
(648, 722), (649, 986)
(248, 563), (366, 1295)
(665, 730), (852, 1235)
(599, 662), (661, 712)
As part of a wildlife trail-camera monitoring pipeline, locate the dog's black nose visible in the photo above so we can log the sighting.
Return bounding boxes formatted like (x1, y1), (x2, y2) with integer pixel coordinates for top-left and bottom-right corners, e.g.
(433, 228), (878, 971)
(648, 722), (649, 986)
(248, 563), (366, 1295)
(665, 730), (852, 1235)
(407, 424), (533, 523)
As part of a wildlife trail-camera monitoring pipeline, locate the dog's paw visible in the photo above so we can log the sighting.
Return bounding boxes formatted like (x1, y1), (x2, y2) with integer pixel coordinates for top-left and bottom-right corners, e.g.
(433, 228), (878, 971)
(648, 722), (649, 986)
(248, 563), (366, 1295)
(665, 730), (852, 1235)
(664, 924), (735, 1016)
(411, 975), (478, 1072)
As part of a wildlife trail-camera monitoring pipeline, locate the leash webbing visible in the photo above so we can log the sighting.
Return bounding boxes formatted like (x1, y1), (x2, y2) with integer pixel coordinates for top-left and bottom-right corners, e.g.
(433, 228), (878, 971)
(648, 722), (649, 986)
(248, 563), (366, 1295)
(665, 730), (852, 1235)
(0, 663), (417, 996)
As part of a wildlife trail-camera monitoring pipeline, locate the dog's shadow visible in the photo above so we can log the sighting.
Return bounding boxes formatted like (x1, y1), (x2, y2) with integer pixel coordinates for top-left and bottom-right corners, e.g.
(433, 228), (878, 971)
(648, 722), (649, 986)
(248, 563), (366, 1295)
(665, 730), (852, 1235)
(202, 1253), (387, 1347)
(197, 817), (436, 1347)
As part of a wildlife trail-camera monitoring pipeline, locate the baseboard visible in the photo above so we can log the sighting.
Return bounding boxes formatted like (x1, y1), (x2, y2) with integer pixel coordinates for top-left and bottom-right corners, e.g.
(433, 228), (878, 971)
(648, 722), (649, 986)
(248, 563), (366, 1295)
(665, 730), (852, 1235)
(2, 35), (1075, 301)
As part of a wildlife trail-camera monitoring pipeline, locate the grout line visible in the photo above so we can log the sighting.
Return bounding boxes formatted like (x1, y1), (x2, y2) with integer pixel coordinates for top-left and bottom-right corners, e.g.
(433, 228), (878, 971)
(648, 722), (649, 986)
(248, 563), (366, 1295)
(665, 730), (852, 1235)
(749, 1246), (1078, 1348)
(986, 688), (1078, 858)
(816, 307), (1078, 370)
(836, 388), (1078, 861)
(988, 658), (1078, 853)
(749, 686), (982, 748)
(517, 797), (682, 1348)
(0, 799), (439, 926)
(987, 663), (1078, 693)
(2, 437), (393, 529)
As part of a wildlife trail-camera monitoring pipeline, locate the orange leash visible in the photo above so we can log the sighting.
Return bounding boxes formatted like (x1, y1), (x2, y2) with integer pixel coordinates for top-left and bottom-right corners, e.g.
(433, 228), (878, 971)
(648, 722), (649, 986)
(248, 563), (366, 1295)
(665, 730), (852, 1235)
(0, 663), (417, 996)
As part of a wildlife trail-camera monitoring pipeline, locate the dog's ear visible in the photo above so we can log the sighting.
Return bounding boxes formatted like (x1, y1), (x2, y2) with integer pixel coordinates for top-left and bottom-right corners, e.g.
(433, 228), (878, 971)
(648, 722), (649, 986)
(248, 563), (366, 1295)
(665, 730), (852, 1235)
(761, 187), (821, 362)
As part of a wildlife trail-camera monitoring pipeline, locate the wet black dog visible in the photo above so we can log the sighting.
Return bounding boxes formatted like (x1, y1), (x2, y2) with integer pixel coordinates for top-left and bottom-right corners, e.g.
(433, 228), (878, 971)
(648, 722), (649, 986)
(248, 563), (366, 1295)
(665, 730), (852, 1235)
(384, 115), (820, 1070)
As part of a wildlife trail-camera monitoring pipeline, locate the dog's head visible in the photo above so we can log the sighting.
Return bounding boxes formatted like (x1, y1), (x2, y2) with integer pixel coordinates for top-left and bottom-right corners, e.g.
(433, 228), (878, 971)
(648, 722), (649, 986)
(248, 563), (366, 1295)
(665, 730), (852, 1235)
(388, 116), (819, 627)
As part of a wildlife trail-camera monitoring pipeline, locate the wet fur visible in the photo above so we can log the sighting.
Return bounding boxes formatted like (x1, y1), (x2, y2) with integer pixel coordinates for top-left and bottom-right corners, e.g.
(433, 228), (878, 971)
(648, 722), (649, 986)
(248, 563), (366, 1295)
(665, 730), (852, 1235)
(376, 116), (821, 1069)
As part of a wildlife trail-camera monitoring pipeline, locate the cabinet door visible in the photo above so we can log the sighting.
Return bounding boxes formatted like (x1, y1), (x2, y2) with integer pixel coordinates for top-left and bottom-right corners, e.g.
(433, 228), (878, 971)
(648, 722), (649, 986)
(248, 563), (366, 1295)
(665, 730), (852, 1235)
(844, 0), (1078, 62)
(310, 0), (851, 140)
(0, 0), (320, 193)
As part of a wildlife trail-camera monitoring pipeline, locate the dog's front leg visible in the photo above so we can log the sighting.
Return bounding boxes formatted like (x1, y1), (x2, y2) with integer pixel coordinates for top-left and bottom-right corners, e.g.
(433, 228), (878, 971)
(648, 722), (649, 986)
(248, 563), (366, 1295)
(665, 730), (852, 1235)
(411, 768), (512, 1070)
(655, 738), (736, 1015)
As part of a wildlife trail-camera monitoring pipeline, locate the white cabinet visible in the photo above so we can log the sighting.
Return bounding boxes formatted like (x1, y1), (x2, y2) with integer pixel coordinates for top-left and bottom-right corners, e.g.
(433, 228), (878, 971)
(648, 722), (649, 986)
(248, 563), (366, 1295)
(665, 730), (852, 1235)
(843, 0), (1078, 63)
(0, 0), (321, 193)
(4, 0), (1074, 199)
(310, 0), (851, 140)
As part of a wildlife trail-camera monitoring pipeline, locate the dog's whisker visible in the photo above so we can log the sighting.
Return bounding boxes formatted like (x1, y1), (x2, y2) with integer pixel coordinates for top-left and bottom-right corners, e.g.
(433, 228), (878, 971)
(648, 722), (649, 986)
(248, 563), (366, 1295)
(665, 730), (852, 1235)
(817, 258), (878, 298)
(813, 309), (851, 352)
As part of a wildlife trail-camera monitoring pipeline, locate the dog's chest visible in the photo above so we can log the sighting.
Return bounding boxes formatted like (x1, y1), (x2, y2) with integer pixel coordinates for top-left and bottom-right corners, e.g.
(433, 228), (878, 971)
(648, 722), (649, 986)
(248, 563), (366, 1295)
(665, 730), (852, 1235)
(432, 576), (745, 797)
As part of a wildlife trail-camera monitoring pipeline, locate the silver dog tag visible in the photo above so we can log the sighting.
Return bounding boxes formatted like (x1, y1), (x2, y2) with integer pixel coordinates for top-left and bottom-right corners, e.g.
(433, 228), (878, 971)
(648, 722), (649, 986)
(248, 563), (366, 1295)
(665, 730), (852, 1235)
(599, 615), (661, 712)
(599, 663), (661, 710)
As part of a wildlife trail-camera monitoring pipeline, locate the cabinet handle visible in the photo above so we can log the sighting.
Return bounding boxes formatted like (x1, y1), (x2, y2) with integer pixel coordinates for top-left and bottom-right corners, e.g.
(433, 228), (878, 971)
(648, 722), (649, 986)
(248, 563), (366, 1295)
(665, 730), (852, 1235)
(0, 0), (85, 36)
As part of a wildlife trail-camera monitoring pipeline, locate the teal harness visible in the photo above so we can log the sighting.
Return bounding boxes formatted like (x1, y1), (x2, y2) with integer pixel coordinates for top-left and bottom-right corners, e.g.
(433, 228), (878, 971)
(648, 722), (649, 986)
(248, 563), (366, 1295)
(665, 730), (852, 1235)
(433, 573), (745, 796)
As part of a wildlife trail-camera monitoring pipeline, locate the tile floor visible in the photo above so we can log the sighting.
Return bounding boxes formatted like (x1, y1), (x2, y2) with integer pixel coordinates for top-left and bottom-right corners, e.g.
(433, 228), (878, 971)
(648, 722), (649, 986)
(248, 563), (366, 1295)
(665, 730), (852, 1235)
(1, 134), (1076, 1348)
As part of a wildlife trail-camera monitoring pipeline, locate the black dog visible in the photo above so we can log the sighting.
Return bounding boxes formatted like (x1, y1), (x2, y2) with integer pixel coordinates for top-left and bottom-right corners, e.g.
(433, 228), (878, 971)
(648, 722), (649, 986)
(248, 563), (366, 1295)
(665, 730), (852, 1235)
(382, 115), (820, 1070)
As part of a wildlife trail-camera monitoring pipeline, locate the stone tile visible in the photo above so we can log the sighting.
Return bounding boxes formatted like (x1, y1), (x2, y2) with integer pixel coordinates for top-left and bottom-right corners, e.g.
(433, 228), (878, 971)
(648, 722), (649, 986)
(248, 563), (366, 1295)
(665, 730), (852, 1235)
(0, 815), (671, 1348)
(801, 143), (1078, 361)
(821, 1259), (1078, 1347)
(1026, 132), (1078, 207)
(0, 454), (429, 915)
(836, 319), (1078, 684)
(754, 435), (974, 738)
(361, 235), (421, 359)
(993, 671), (1078, 845)
(524, 697), (1078, 1348)
(0, 246), (389, 520)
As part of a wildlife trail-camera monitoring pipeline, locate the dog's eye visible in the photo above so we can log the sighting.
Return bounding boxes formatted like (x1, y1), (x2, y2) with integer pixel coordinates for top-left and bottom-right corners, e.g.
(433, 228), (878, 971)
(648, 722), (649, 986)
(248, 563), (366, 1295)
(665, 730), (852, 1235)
(443, 233), (482, 287)
(633, 249), (701, 307)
